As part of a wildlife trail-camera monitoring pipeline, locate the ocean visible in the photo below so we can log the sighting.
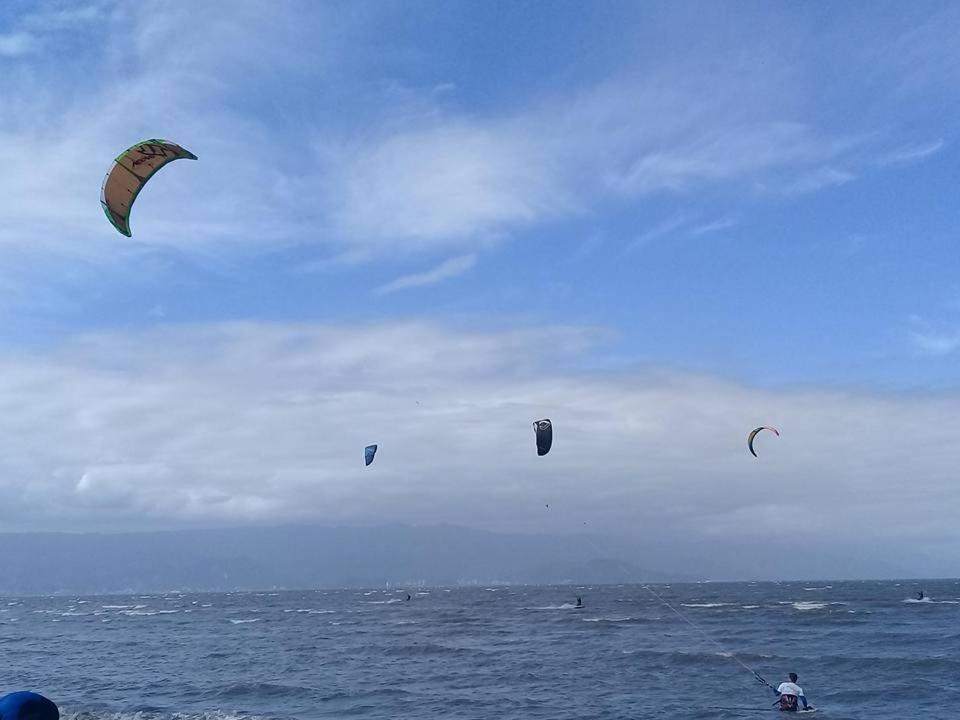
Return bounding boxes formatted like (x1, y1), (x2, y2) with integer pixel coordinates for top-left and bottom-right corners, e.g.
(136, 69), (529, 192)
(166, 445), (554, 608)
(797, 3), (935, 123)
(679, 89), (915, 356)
(1, 580), (956, 720)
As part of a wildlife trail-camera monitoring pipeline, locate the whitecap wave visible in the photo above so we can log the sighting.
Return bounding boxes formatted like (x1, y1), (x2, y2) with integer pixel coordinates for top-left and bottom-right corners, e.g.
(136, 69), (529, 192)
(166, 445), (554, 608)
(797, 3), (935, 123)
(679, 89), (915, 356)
(530, 603), (578, 610)
(791, 601), (827, 611)
(681, 602), (731, 608)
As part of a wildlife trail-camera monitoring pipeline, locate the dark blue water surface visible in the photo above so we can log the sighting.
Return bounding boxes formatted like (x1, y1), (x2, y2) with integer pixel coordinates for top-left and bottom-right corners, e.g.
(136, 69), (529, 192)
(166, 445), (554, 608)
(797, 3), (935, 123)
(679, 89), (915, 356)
(1, 580), (957, 720)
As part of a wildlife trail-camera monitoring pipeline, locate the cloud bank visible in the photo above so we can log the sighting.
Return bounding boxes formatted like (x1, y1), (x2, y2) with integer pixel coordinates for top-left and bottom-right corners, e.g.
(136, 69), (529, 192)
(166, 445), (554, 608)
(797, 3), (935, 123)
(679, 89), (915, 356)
(0, 321), (955, 574)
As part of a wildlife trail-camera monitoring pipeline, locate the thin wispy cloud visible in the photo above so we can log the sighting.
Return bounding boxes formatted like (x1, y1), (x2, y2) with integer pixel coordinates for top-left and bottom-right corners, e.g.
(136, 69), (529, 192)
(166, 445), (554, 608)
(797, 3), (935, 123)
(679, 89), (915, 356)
(783, 166), (857, 195)
(906, 313), (960, 357)
(19, 3), (108, 31)
(877, 139), (945, 166)
(376, 254), (477, 294)
(911, 331), (960, 356)
(689, 217), (737, 237)
(627, 217), (686, 250)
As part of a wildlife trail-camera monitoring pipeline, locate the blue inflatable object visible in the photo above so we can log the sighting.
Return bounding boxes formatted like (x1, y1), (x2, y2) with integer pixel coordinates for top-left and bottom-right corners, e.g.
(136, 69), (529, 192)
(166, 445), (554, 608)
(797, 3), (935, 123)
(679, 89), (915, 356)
(0, 692), (59, 720)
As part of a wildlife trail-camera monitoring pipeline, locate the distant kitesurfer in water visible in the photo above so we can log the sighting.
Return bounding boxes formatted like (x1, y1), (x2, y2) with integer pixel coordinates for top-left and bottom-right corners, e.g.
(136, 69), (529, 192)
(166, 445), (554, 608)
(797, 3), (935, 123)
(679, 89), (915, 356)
(405, 594), (411, 601)
(774, 673), (812, 712)
(917, 590), (924, 600)
(575, 596), (583, 608)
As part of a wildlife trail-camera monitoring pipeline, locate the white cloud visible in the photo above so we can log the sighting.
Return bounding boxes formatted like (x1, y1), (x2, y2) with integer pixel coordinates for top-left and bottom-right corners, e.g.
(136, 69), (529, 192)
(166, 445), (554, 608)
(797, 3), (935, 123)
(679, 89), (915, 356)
(327, 88), (868, 253)
(376, 254), (477, 294)
(327, 122), (575, 249)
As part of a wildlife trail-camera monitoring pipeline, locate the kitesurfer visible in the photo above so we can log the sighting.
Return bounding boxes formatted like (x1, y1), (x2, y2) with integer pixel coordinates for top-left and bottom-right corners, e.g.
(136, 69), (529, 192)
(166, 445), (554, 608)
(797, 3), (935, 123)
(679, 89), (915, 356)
(575, 596), (583, 608)
(405, 594), (411, 601)
(917, 590), (924, 600)
(774, 673), (812, 712)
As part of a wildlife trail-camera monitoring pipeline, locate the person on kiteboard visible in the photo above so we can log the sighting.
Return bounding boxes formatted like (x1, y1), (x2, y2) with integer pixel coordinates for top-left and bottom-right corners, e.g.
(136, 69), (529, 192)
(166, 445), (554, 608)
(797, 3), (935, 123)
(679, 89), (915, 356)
(775, 673), (812, 712)
(575, 596), (583, 608)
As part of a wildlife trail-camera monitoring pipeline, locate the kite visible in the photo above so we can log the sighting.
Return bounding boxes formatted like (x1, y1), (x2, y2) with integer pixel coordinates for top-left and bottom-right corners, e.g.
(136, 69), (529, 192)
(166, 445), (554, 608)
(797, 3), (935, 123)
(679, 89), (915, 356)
(534, 419), (553, 456)
(364, 444), (378, 466)
(747, 426), (779, 457)
(101, 139), (197, 236)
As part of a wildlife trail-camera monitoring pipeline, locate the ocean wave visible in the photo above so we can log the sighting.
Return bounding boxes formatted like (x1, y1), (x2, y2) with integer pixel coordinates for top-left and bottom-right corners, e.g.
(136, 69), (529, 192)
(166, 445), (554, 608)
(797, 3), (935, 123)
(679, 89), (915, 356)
(63, 711), (264, 720)
(779, 601), (847, 611)
(382, 642), (491, 657)
(619, 648), (756, 667)
(528, 603), (580, 610)
(228, 618), (260, 624)
(581, 616), (654, 625)
(681, 602), (732, 608)
(216, 681), (310, 699)
(789, 601), (827, 610)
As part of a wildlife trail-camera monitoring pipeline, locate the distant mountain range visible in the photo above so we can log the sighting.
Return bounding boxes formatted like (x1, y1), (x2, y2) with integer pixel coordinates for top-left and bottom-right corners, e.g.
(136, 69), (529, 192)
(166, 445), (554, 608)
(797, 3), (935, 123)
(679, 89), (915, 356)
(0, 523), (689, 594)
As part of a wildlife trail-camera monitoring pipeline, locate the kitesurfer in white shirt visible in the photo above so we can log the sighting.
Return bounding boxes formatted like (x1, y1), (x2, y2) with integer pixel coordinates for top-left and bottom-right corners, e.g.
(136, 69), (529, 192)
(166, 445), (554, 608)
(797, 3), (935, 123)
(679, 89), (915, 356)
(775, 673), (812, 712)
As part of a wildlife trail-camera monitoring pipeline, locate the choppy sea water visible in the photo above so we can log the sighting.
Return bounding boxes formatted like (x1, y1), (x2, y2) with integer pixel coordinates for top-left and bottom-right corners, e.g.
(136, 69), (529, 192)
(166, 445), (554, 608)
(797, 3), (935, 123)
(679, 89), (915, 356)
(1, 580), (957, 720)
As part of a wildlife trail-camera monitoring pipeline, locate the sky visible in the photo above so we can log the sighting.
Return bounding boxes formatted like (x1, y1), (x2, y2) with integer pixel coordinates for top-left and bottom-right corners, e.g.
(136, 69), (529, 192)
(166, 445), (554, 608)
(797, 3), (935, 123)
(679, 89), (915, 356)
(1, 1), (959, 577)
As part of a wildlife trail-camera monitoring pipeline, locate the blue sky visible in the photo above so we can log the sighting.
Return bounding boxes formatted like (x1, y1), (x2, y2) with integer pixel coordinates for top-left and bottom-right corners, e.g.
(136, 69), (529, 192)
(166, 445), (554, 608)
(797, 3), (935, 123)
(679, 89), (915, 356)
(1, 1), (959, 575)
(1, 1), (957, 384)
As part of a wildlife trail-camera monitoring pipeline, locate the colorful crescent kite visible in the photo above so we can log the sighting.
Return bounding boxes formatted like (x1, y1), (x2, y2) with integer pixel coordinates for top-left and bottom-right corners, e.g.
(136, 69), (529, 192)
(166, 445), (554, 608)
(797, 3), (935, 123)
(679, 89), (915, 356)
(364, 444), (378, 466)
(100, 139), (197, 237)
(533, 419), (553, 456)
(747, 426), (779, 457)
